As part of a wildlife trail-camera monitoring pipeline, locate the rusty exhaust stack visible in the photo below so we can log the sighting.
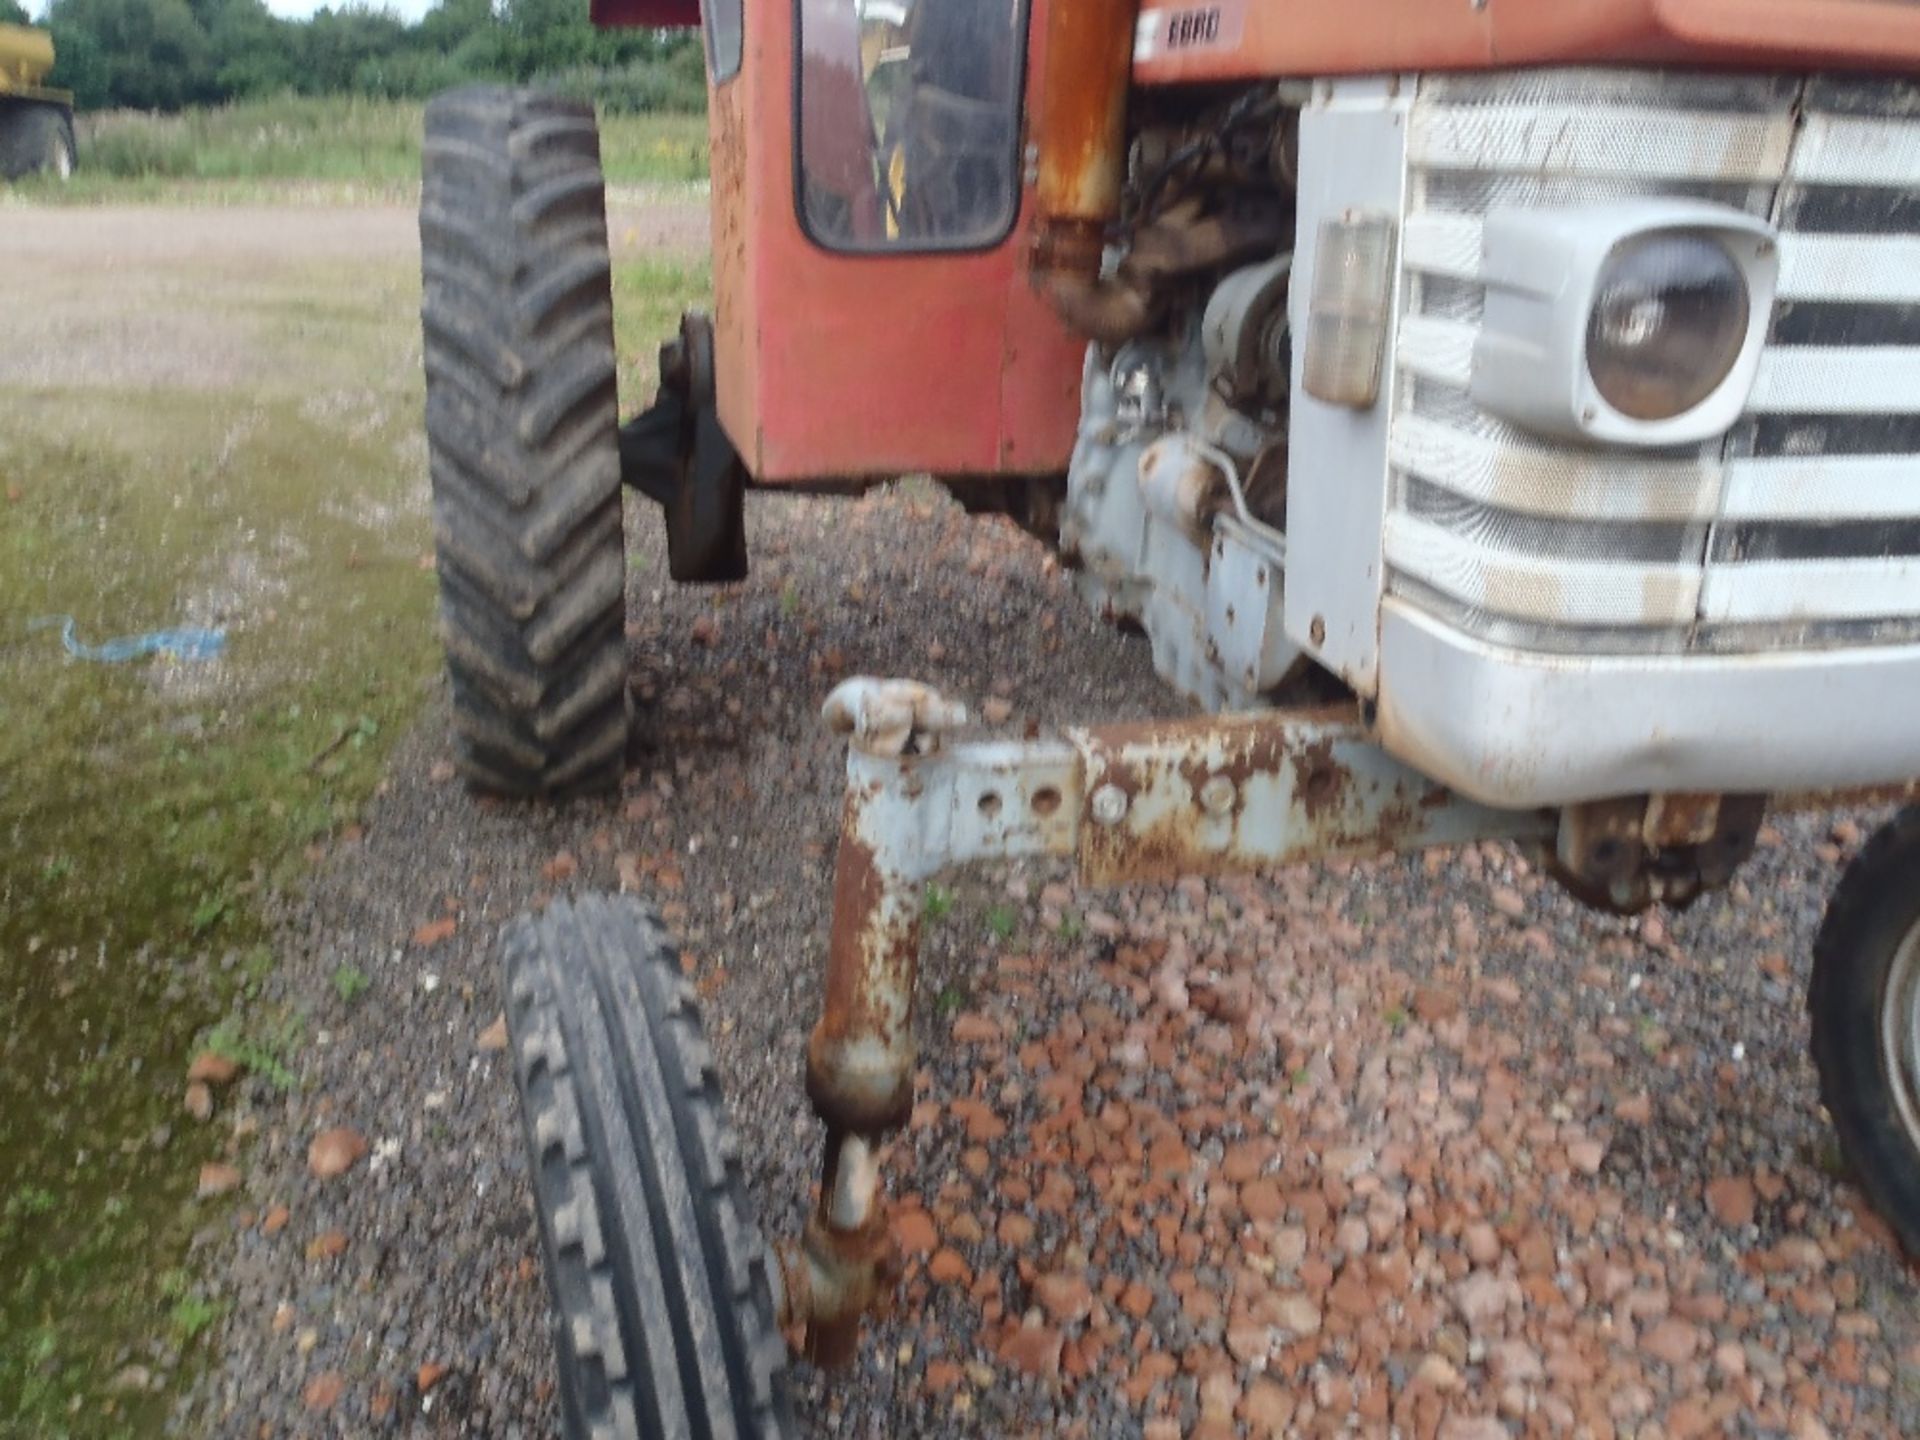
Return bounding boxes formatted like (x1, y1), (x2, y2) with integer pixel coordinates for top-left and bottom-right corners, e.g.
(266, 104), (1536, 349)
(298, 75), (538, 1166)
(1030, 0), (1141, 292)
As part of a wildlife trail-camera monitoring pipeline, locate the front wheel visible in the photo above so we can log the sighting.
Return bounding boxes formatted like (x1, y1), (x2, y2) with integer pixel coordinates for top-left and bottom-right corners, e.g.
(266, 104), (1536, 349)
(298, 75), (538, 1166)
(503, 896), (795, 1439)
(1809, 806), (1920, 1258)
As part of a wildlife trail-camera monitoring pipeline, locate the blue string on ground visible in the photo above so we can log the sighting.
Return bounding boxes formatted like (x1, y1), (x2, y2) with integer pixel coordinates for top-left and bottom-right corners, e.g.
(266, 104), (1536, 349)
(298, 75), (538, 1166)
(27, 615), (226, 664)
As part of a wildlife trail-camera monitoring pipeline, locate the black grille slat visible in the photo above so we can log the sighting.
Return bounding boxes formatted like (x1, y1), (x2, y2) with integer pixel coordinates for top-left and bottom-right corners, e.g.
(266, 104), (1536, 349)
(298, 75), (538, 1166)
(1800, 75), (1920, 118)
(1714, 518), (1920, 564)
(1779, 184), (1920, 236)
(1773, 300), (1920, 348)
(1747, 413), (1920, 459)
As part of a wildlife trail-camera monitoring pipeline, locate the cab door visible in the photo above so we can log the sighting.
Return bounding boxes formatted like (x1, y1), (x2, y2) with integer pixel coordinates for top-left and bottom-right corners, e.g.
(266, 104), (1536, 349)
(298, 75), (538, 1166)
(708, 0), (1087, 482)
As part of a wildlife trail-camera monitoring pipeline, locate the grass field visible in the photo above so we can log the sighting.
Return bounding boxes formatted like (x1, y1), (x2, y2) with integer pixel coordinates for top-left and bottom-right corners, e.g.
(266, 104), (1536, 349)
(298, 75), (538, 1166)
(0, 195), (710, 1434)
(5, 95), (709, 202)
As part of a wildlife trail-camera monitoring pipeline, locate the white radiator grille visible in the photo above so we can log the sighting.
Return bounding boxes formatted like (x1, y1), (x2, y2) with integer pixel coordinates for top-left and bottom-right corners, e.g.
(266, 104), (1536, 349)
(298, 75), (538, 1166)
(1385, 71), (1920, 655)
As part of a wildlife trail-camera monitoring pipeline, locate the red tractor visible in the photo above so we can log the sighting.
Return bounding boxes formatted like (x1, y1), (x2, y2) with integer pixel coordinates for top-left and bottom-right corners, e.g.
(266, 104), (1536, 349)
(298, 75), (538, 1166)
(416, 0), (1920, 1431)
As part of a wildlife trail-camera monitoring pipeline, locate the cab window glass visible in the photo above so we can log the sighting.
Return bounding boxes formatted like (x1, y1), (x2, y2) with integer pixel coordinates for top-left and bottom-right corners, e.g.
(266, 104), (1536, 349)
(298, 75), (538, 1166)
(707, 0), (743, 83)
(797, 0), (1026, 251)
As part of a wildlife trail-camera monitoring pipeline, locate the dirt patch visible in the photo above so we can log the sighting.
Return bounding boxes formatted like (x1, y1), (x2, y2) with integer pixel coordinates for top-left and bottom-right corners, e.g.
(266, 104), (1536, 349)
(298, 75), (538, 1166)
(0, 207), (411, 392)
(608, 184), (712, 258)
(0, 193), (708, 392)
(0, 203), (421, 268)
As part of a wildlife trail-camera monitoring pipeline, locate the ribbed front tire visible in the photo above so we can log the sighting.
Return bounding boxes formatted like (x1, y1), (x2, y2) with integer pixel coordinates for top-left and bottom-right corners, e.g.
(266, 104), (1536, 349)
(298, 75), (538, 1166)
(503, 896), (795, 1439)
(420, 87), (629, 799)
(1810, 807), (1920, 1260)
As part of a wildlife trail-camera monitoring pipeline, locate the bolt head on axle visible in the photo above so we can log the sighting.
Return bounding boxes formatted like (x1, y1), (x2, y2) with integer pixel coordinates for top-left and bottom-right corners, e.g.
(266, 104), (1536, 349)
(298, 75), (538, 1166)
(1200, 775), (1237, 815)
(1091, 783), (1130, 825)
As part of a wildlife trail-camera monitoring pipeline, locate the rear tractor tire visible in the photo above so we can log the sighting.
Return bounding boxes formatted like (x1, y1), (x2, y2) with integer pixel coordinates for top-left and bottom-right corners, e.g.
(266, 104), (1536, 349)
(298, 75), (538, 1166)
(0, 103), (75, 182)
(503, 896), (795, 1439)
(1809, 806), (1920, 1259)
(420, 87), (629, 798)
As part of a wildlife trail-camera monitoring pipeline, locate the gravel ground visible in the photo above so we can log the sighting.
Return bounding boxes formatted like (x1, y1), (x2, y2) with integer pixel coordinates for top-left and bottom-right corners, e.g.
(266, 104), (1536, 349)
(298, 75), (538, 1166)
(177, 481), (1919, 1437)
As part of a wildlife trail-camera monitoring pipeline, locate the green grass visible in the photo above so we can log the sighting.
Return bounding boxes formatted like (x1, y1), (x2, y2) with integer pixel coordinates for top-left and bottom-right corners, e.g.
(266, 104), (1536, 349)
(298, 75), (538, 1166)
(984, 903), (1018, 941)
(923, 883), (955, 923)
(0, 199), (712, 1434)
(612, 252), (713, 403)
(190, 892), (234, 938)
(5, 1186), (59, 1221)
(205, 1014), (305, 1092)
(4, 95), (709, 203)
(331, 962), (371, 1005)
(168, 1295), (223, 1344)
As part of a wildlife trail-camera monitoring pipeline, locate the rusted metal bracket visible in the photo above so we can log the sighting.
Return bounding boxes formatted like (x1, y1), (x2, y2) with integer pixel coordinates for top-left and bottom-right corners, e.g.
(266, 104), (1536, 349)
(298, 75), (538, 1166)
(783, 677), (1551, 1364)
(1067, 708), (1548, 883)
(1550, 792), (1768, 912)
(617, 312), (748, 583)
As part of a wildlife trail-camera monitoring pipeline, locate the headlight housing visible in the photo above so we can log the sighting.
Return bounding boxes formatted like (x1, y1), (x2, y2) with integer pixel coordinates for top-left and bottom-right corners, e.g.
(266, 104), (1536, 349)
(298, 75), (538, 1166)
(1586, 232), (1751, 421)
(1471, 202), (1778, 447)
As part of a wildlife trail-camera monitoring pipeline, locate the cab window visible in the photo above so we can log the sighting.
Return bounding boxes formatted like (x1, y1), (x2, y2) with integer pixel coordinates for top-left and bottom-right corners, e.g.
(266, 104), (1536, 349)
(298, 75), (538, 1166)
(707, 0), (743, 82)
(797, 0), (1027, 251)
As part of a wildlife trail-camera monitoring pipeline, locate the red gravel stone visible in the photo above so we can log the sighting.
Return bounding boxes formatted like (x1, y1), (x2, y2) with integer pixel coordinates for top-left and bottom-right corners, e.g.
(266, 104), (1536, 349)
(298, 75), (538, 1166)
(999, 1323), (1063, 1379)
(1033, 1271), (1093, 1325)
(1412, 984), (1460, 1022)
(1240, 1178), (1283, 1222)
(1221, 1139), (1270, 1183)
(1706, 1175), (1758, 1228)
(996, 1213), (1035, 1248)
(1642, 1317), (1705, 1366)
(197, 1162), (242, 1199)
(1239, 1376), (1295, 1434)
(892, 1206), (937, 1256)
(948, 1098), (1007, 1143)
(187, 1052), (239, 1085)
(306, 1127), (367, 1180)
(302, 1371), (344, 1411)
(951, 1012), (1002, 1045)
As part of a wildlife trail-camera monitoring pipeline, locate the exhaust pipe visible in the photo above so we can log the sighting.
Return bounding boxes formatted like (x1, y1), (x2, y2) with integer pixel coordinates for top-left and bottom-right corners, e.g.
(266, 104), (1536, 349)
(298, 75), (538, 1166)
(1030, 0), (1140, 288)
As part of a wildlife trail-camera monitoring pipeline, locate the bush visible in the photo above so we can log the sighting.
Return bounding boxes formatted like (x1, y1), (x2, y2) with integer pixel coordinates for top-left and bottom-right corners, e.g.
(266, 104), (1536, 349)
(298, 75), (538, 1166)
(77, 96), (423, 181)
(543, 49), (707, 116)
(43, 0), (709, 117)
(67, 94), (710, 186)
(78, 111), (198, 178)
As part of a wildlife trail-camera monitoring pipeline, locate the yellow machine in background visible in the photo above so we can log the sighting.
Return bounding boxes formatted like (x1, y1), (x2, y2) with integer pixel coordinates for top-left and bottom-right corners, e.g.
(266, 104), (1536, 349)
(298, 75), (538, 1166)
(0, 23), (74, 181)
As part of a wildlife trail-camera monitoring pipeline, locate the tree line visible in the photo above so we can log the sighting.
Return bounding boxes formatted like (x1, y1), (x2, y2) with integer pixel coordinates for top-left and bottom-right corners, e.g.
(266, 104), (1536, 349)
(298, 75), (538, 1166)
(2, 0), (706, 113)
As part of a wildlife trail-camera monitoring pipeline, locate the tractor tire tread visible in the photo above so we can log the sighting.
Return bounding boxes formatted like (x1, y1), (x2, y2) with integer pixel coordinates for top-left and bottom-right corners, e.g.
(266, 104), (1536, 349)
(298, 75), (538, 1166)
(504, 895), (794, 1440)
(421, 85), (628, 798)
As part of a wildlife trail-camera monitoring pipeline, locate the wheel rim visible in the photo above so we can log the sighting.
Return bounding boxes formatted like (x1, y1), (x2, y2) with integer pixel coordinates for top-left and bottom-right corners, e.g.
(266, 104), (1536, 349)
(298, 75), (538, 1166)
(1882, 915), (1920, 1153)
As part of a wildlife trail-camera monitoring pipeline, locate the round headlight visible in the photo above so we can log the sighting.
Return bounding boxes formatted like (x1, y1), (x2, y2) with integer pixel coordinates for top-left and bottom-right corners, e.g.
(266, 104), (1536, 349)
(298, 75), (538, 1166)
(1585, 232), (1750, 422)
